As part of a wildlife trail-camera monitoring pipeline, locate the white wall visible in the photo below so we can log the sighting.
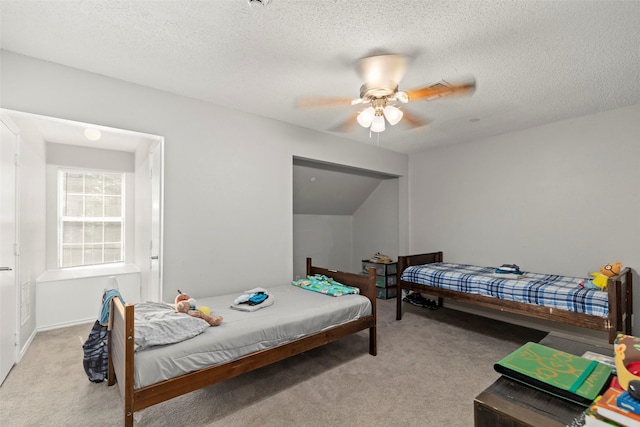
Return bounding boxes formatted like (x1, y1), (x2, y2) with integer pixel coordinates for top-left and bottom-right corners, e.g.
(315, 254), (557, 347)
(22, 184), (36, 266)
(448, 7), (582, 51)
(352, 178), (400, 273)
(408, 103), (640, 335)
(293, 214), (353, 279)
(36, 272), (140, 330)
(0, 51), (409, 313)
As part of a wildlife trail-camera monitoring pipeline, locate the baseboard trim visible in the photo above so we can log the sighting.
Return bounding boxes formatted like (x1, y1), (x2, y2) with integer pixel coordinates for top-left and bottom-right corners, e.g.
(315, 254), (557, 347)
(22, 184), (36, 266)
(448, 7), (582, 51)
(17, 328), (37, 362)
(37, 317), (94, 332)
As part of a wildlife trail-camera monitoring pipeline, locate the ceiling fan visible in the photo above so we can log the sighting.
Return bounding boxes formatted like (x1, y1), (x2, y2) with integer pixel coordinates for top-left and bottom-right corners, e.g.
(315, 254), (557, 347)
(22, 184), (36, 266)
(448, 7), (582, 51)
(296, 53), (476, 133)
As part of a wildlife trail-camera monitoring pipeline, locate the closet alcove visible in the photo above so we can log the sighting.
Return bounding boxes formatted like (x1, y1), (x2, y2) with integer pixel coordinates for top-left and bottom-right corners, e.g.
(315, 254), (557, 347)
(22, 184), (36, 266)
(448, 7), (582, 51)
(292, 157), (399, 280)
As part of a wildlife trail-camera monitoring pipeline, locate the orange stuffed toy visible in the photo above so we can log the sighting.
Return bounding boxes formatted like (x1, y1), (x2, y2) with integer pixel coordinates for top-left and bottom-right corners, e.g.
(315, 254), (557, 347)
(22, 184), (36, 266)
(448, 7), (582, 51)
(175, 290), (222, 326)
(601, 262), (623, 278)
(580, 262), (623, 291)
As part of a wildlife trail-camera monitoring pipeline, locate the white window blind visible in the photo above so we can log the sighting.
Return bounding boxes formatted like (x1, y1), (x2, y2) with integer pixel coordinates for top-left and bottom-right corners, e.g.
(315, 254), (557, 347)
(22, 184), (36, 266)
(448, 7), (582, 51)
(58, 169), (124, 268)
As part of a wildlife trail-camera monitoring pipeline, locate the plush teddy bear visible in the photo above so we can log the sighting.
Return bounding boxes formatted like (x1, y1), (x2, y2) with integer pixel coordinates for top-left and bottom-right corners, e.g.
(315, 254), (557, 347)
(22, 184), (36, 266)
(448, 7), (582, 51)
(580, 262), (623, 291)
(175, 290), (222, 326)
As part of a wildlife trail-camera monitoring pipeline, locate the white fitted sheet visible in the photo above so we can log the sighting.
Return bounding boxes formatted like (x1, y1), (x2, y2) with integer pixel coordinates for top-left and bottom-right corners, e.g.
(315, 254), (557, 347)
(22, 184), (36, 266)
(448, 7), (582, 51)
(133, 284), (372, 388)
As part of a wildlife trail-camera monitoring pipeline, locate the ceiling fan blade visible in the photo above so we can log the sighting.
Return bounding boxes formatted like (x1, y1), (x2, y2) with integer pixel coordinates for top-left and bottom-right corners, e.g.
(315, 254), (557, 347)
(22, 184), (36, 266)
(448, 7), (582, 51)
(327, 111), (359, 133)
(340, 111), (360, 132)
(402, 110), (429, 129)
(295, 97), (357, 108)
(358, 54), (407, 88)
(405, 79), (476, 102)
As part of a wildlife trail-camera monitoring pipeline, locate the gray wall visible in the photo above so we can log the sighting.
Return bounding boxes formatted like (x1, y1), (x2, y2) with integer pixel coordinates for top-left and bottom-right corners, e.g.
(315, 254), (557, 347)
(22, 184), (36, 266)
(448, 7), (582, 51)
(293, 214), (353, 279)
(408, 103), (640, 336)
(352, 178), (400, 273)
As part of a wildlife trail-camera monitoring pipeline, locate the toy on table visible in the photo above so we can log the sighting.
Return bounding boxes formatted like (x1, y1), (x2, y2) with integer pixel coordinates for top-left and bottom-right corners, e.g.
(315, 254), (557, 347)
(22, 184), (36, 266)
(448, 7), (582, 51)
(369, 252), (392, 263)
(175, 290), (222, 326)
(615, 334), (640, 390)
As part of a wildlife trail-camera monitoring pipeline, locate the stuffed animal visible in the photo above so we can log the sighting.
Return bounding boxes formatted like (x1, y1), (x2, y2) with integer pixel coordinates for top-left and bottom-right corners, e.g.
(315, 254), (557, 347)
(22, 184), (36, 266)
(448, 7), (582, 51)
(601, 262), (623, 278)
(580, 262), (623, 291)
(175, 290), (222, 326)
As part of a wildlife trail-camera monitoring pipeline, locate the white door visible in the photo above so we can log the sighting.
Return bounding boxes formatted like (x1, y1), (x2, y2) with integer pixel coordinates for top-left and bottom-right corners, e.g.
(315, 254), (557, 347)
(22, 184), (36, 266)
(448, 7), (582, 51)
(149, 140), (163, 302)
(0, 115), (18, 385)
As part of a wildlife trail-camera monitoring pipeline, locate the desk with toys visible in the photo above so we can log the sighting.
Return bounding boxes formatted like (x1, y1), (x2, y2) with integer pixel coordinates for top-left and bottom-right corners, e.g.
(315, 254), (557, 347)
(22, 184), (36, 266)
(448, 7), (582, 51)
(474, 333), (613, 427)
(585, 334), (640, 426)
(475, 333), (640, 427)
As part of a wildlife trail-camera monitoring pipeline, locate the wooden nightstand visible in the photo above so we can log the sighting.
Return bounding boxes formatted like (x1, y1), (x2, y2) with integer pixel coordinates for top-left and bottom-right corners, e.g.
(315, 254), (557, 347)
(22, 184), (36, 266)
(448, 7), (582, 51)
(474, 333), (613, 427)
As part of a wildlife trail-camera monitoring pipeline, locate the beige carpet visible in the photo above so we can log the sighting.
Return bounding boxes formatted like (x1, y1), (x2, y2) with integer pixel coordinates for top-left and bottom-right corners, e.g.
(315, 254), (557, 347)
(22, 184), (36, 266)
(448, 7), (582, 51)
(0, 297), (546, 427)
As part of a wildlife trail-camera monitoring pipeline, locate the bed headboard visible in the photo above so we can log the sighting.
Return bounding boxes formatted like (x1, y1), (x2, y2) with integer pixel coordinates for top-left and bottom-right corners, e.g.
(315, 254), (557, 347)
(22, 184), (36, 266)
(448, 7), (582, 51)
(305, 257), (377, 307)
(397, 251), (443, 273)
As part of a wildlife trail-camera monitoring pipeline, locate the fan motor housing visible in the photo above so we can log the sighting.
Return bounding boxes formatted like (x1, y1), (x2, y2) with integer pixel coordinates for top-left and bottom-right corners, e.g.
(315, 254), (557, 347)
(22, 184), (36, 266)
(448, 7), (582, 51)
(359, 82), (398, 100)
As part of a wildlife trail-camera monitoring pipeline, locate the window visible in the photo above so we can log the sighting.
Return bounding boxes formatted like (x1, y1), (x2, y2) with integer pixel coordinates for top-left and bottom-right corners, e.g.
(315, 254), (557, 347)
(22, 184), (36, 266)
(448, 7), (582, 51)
(58, 169), (124, 268)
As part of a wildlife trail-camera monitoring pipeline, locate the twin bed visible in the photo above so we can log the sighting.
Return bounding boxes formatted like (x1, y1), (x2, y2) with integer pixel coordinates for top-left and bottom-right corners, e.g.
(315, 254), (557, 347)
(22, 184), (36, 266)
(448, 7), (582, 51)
(108, 258), (377, 427)
(396, 251), (633, 344)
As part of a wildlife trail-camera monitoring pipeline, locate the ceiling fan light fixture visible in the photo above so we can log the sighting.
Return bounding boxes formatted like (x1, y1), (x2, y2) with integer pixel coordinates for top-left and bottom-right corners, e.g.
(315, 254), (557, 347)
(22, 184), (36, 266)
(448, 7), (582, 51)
(370, 114), (386, 133)
(84, 127), (102, 141)
(395, 91), (409, 103)
(295, 52), (476, 136)
(383, 105), (403, 125)
(356, 106), (375, 127)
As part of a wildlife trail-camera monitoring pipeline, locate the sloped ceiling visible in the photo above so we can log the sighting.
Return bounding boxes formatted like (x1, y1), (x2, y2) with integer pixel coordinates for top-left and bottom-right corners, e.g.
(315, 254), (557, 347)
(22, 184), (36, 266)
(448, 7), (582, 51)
(293, 159), (396, 215)
(1, 1), (639, 154)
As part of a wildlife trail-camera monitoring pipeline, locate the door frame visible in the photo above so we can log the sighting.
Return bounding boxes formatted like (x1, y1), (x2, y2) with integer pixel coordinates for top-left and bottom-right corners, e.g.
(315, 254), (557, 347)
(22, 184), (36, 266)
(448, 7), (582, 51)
(0, 112), (20, 384)
(149, 138), (164, 302)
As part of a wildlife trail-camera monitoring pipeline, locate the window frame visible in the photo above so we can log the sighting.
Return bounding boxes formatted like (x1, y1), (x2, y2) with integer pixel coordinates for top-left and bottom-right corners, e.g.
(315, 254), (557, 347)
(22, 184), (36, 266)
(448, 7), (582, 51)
(57, 168), (126, 269)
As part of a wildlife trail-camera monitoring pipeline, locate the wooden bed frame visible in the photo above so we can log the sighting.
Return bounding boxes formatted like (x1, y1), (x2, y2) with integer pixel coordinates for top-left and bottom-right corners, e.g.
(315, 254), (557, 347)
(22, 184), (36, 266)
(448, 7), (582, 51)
(107, 258), (377, 427)
(396, 251), (633, 344)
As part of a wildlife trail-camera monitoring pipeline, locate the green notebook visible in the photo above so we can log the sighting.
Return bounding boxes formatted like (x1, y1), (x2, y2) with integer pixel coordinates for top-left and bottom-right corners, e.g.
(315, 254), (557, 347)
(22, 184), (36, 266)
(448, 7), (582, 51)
(494, 342), (613, 406)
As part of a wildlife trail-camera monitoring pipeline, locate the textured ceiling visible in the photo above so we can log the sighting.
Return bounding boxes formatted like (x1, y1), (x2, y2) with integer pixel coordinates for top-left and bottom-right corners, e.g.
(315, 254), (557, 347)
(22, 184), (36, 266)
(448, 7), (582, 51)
(1, 0), (640, 154)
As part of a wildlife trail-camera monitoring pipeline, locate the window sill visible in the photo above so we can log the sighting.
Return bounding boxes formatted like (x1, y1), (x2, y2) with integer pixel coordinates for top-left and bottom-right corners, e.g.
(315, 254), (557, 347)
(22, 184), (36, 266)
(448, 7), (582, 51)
(37, 263), (141, 283)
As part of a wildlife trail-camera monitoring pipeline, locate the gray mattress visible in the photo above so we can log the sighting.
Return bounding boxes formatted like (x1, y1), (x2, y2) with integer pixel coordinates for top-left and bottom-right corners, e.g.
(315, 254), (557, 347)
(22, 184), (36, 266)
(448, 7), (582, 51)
(134, 284), (372, 388)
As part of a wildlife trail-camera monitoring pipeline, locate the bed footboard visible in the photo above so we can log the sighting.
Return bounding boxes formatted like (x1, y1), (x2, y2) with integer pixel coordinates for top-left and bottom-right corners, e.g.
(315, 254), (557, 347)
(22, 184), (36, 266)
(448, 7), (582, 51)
(306, 257), (377, 356)
(108, 296), (135, 427)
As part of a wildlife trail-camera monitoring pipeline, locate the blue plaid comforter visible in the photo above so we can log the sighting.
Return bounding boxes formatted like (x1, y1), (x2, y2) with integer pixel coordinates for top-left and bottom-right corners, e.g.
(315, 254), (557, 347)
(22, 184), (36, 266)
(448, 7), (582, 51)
(401, 263), (608, 317)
